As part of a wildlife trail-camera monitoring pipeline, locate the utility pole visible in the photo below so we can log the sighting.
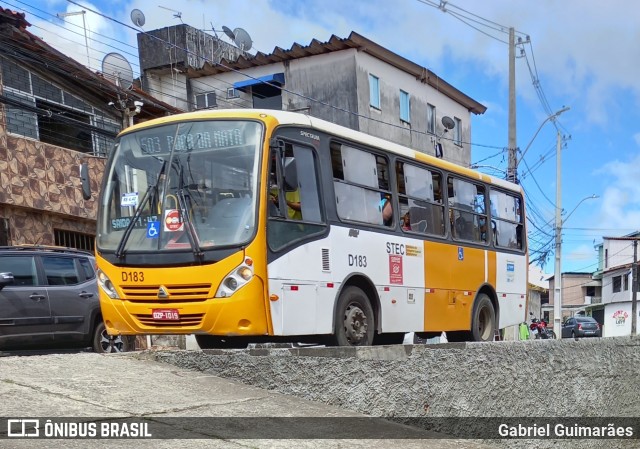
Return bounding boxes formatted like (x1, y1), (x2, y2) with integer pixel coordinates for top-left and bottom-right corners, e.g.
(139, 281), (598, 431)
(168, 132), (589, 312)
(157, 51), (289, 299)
(553, 130), (562, 339)
(507, 27), (517, 183)
(633, 240), (638, 336)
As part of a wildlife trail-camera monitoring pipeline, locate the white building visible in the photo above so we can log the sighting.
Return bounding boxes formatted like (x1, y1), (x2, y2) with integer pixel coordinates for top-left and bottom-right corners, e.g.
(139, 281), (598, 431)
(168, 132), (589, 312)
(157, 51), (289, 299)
(590, 233), (639, 337)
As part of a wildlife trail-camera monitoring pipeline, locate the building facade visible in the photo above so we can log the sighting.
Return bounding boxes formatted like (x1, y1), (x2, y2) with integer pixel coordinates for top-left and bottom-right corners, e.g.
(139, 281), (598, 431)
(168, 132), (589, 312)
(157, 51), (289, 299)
(0, 8), (179, 249)
(138, 28), (486, 167)
(547, 272), (601, 327)
(589, 234), (639, 337)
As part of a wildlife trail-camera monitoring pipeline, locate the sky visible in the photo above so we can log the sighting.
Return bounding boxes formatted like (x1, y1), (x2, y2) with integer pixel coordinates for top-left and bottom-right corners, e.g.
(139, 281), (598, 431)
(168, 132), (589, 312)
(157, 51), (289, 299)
(6, 0), (640, 275)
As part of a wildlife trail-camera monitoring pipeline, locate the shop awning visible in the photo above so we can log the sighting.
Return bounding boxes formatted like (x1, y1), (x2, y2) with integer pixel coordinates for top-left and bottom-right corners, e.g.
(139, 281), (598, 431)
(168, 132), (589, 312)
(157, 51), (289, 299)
(234, 73), (285, 89)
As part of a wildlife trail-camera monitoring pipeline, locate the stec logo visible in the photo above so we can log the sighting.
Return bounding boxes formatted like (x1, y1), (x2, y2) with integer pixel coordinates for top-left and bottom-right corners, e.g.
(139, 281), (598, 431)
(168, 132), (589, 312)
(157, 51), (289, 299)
(7, 419), (40, 437)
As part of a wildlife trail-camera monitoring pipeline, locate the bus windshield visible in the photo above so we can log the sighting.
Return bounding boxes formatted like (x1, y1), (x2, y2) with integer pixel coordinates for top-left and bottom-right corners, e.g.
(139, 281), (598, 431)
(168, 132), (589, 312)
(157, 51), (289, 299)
(97, 120), (263, 254)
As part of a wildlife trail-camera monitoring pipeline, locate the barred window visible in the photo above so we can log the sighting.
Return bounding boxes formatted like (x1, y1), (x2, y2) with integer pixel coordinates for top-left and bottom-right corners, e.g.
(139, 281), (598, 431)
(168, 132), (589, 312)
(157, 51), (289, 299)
(54, 229), (94, 252)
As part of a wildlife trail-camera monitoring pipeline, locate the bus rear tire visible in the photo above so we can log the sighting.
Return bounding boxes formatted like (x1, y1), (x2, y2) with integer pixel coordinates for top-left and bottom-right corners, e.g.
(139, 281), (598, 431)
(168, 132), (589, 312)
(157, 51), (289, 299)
(471, 294), (495, 342)
(331, 286), (375, 346)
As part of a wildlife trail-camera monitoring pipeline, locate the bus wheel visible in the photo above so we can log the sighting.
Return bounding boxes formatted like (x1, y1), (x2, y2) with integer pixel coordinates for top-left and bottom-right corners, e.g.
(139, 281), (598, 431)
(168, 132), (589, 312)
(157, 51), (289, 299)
(333, 286), (375, 346)
(471, 294), (495, 342)
(195, 335), (248, 349)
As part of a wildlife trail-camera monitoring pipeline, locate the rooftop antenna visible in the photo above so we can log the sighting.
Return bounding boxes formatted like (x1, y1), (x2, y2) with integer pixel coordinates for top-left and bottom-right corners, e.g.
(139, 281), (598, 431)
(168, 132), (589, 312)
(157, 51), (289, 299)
(221, 25), (236, 41)
(158, 5), (182, 22)
(101, 53), (134, 90)
(130, 9), (146, 27)
(434, 116), (455, 159)
(233, 27), (253, 52)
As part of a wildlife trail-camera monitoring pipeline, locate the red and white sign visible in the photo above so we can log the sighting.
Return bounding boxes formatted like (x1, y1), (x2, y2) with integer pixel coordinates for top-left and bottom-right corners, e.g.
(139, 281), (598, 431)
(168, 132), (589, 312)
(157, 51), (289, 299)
(152, 309), (180, 320)
(164, 209), (184, 232)
(389, 255), (403, 285)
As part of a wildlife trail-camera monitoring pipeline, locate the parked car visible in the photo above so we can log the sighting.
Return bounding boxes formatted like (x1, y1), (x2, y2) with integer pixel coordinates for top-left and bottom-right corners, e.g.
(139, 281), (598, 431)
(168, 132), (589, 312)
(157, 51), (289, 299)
(561, 316), (601, 340)
(0, 245), (131, 353)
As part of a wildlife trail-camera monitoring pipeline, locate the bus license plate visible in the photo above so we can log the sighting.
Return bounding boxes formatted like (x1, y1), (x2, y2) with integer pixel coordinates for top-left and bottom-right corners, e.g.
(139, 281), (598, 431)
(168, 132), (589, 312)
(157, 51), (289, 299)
(152, 309), (179, 320)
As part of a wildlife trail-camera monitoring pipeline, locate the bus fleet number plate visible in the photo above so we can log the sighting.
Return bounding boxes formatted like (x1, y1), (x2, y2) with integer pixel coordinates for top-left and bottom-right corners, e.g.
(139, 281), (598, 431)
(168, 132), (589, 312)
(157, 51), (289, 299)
(152, 309), (180, 320)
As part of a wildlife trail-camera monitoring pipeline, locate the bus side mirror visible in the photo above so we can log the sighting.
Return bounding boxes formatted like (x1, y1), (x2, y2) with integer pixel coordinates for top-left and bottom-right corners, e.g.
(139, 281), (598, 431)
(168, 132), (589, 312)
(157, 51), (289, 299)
(80, 162), (91, 200)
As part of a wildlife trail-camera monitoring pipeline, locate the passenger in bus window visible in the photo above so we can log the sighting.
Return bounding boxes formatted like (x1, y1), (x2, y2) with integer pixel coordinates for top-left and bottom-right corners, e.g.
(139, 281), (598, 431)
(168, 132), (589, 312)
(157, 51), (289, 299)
(380, 195), (393, 226)
(401, 212), (411, 231)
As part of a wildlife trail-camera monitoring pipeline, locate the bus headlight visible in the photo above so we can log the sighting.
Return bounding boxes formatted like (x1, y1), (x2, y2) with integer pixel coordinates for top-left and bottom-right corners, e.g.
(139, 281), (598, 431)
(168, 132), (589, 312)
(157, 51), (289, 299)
(215, 258), (254, 298)
(97, 269), (120, 299)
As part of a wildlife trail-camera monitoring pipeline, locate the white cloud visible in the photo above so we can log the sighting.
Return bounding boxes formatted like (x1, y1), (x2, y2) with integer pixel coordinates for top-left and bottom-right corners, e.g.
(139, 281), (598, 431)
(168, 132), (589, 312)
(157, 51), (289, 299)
(594, 153), (640, 231)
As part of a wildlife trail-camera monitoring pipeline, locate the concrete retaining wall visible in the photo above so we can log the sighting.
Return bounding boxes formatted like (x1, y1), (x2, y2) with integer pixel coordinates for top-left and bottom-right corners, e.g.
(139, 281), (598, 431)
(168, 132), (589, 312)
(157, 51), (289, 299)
(138, 337), (640, 447)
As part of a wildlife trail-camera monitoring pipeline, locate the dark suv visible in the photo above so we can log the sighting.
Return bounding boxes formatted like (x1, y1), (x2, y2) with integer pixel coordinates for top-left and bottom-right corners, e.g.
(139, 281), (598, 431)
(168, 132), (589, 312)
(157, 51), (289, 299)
(0, 246), (129, 353)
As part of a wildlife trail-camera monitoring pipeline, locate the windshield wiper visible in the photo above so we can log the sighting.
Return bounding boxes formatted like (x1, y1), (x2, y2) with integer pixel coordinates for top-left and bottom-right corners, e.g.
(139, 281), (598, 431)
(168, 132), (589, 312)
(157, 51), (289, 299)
(115, 160), (166, 259)
(176, 186), (204, 260)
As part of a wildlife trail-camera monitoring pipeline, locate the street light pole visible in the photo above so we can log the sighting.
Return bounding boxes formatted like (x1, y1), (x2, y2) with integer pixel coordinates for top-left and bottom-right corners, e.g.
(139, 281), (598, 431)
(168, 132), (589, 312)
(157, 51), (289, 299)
(553, 131), (563, 339)
(553, 185), (600, 339)
(516, 107), (570, 175)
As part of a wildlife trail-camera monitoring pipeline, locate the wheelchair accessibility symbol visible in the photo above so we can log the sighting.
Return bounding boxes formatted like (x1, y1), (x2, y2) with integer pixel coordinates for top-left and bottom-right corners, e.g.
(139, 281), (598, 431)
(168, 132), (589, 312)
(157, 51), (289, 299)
(147, 221), (159, 239)
(458, 246), (464, 261)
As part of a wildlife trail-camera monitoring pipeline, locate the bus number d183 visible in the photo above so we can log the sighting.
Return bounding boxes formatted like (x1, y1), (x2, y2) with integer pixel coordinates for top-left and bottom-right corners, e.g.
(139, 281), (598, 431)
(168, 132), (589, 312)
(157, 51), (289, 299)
(122, 271), (145, 282)
(348, 254), (367, 268)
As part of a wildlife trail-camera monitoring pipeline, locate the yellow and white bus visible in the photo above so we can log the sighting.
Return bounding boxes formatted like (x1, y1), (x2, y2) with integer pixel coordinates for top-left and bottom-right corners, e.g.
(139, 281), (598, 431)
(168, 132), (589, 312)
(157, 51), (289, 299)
(94, 109), (527, 347)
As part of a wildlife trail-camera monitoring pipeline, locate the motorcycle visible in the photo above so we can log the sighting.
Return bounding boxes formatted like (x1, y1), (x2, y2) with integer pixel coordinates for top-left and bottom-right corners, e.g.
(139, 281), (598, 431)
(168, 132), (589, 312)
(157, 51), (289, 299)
(529, 314), (557, 339)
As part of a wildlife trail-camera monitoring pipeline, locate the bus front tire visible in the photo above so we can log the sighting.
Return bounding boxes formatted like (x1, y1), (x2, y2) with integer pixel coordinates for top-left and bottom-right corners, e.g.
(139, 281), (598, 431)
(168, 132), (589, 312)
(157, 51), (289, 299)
(332, 286), (375, 347)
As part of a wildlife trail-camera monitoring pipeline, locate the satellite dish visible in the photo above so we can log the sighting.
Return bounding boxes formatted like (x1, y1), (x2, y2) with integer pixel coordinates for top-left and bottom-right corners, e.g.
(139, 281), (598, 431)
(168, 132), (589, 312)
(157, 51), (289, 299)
(441, 116), (455, 130)
(102, 53), (134, 90)
(130, 9), (146, 27)
(233, 27), (253, 51)
(222, 26), (236, 41)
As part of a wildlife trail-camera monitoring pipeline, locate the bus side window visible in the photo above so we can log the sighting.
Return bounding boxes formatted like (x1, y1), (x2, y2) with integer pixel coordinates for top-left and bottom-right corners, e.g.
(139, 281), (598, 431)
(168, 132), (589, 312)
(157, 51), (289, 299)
(267, 142), (324, 251)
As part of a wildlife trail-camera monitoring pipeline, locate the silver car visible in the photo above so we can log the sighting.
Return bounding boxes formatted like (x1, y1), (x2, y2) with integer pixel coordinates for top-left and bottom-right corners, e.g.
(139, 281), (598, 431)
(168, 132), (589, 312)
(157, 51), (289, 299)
(0, 246), (131, 353)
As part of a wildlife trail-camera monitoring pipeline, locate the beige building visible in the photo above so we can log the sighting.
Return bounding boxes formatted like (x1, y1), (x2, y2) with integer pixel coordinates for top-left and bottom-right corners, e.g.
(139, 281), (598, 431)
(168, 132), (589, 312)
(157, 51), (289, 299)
(546, 272), (599, 324)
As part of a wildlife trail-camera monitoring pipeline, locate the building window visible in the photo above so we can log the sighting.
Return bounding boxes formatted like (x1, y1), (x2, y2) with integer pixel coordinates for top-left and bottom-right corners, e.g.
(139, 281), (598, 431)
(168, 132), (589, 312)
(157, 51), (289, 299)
(454, 117), (462, 145)
(605, 249), (608, 268)
(427, 103), (436, 134)
(54, 229), (94, 252)
(624, 274), (629, 291)
(195, 92), (217, 110)
(227, 87), (239, 99)
(369, 74), (380, 109)
(612, 275), (621, 293)
(400, 90), (410, 123)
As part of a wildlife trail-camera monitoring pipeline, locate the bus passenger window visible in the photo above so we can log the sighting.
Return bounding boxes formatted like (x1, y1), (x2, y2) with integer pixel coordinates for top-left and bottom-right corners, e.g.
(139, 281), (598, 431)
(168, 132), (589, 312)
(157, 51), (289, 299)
(397, 161), (445, 236)
(448, 177), (486, 243)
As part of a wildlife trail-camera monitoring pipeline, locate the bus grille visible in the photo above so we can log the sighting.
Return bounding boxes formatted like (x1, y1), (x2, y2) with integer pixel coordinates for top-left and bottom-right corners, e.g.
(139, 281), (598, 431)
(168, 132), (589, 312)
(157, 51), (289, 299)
(134, 313), (205, 327)
(122, 284), (212, 303)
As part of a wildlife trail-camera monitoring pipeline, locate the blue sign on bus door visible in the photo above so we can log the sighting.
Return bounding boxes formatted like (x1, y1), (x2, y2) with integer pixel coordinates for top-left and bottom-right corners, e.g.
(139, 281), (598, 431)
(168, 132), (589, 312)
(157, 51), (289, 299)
(458, 247), (464, 261)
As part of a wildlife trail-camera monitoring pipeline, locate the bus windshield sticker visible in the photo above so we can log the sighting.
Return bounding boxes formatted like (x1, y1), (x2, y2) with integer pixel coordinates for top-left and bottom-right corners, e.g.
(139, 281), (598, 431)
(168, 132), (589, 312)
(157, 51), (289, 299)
(164, 209), (184, 232)
(121, 192), (138, 207)
(146, 221), (159, 239)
